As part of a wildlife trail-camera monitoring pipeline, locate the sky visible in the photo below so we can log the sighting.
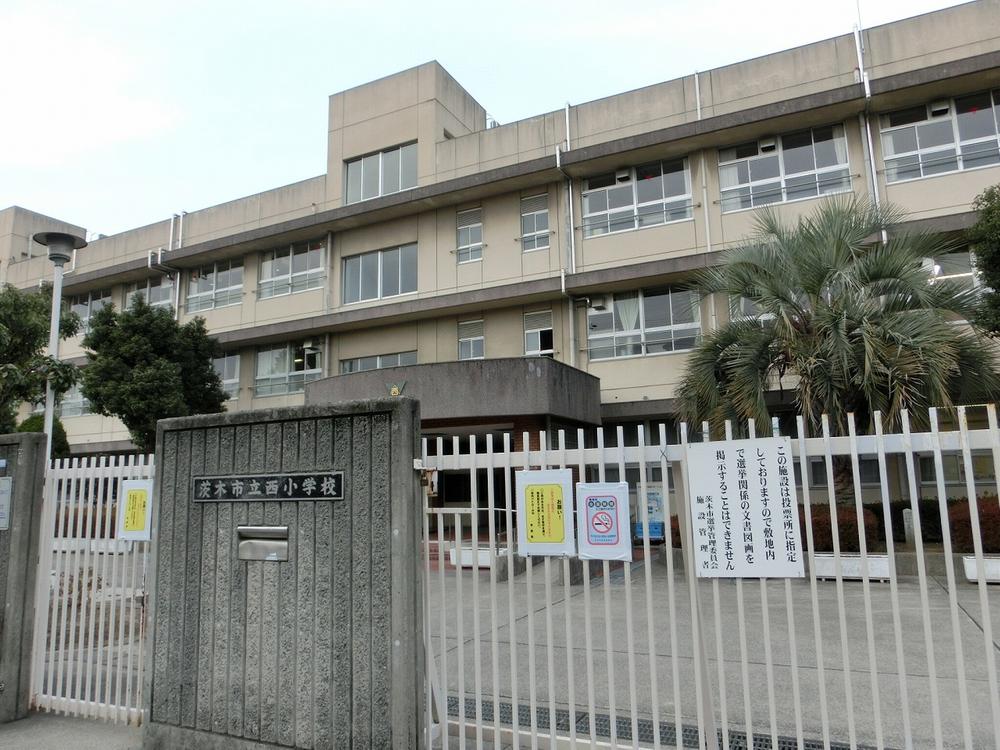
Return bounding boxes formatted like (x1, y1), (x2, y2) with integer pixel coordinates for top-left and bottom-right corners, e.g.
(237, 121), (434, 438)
(0, 0), (970, 238)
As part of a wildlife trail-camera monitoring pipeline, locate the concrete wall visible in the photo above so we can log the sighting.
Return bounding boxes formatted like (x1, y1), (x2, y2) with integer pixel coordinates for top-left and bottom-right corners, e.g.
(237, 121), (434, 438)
(0, 206), (86, 287)
(146, 401), (422, 750)
(0, 433), (46, 724)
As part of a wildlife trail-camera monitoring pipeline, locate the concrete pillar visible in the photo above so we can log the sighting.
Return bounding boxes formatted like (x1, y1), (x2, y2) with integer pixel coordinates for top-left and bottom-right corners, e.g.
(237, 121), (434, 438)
(0, 432), (46, 724)
(143, 400), (423, 750)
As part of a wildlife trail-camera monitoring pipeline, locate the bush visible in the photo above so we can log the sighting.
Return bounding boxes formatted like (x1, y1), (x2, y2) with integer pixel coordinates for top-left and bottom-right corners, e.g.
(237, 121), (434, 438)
(17, 413), (71, 459)
(947, 495), (1000, 553)
(798, 504), (879, 553)
(867, 498), (952, 545)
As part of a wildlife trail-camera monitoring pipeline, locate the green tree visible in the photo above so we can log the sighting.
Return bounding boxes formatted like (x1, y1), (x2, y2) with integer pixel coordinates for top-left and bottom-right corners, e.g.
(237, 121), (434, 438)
(81, 297), (228, 451)
(677, 196), (1000, 439)
(18, 413), (71, 459)
(0, 283), (80, 433)
(971, 184), (1000, 334)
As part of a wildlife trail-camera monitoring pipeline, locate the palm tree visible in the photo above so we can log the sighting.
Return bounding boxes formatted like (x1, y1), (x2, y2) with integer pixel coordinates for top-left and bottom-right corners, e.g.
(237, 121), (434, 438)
(677, 196), (1000, 444)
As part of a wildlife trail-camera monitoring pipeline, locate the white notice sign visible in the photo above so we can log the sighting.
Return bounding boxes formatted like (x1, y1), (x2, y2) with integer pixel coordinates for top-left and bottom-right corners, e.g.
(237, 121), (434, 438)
(686, 437), (804, 578)
(0, 477), (11, 531)
(576, 482), (632, 561)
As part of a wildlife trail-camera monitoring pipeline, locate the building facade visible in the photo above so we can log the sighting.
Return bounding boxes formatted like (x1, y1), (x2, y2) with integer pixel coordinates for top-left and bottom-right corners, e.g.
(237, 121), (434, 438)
(2, 1), (1000, 459)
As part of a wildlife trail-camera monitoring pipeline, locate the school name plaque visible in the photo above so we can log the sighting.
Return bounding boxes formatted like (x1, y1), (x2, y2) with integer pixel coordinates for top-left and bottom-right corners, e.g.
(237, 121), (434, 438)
(191, 471), (345, 502)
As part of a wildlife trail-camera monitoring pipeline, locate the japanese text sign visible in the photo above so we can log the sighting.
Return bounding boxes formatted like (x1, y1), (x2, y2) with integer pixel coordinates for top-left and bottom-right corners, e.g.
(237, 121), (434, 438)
(118, 479), (153, 541)
(686, 437), (804, 578)
(515, 469), (575, 557)
(191, 472), (345, 502)
(576, 482), (632, 561)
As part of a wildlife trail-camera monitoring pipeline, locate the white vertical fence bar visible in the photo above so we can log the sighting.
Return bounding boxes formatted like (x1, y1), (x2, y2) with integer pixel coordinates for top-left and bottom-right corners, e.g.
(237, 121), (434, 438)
(521, 431), (540, 750)
(704, 421), (729, 750)
(635, 424), (661, 750)
(502, 433), (521, 749)
(537, 431), (558, 750)
(658, 423), (684, 750)
(956, 407), (1000, 741)
(30, 454), (153, 725)
(467, 436), (484, 749)
(900, 410), (945, 750)
(928, 409), (974, 750)
(614, 424), (640, 750)
(556, 430), (578, 749)
(484, 435), (502, 749)
(575, 427), (598, 750)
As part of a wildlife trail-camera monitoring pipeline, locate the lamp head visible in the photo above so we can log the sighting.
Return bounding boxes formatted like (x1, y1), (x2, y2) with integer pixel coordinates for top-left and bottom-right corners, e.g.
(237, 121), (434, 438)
(32, 232), (87, 266)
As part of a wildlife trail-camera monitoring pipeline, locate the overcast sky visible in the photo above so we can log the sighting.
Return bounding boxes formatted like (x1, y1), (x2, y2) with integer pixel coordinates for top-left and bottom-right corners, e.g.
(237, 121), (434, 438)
(0, 0), (968, 237)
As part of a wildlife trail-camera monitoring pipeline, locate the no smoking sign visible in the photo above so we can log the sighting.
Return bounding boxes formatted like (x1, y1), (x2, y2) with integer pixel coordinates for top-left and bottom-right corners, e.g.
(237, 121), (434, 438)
(576, 482), (632, 561)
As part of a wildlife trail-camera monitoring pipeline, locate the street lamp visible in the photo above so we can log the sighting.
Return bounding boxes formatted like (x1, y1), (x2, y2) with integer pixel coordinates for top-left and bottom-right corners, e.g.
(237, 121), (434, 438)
(32, 231), (87, 465)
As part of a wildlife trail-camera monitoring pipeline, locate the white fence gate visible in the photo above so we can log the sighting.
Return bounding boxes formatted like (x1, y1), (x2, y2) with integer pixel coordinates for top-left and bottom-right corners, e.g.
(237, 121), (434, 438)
(29, 454), (154, 725)
(421, 407), (1000, 750)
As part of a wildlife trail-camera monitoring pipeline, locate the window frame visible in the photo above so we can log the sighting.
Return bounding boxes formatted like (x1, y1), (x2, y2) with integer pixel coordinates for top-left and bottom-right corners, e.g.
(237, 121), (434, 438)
(258, 239), (326, 300)
(880, 90), (1000, 184)
(127, 275), (175, 311)
(340, 350), (418, 374)
(458, 319), (485, 360)
(341, 243), (418, 304)
(213, 353), (241, 400)
(718, 124), (852, 213)
(457, 208), (484, 264)
(186, 259), (244, 313)
(520, 194), (550, 251)
(581, 159), (693, 238)
(344, 142), (418, 204)
(58, 382), (91, 418)
(67, 288), (113, 333)
(523, 310), (554, 357)
(253, 341), (323, 397)
(587, 287), (702, 361)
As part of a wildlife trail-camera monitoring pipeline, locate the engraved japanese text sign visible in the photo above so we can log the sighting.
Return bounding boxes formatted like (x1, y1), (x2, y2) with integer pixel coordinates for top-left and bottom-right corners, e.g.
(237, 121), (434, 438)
(192, 472), (345, 502)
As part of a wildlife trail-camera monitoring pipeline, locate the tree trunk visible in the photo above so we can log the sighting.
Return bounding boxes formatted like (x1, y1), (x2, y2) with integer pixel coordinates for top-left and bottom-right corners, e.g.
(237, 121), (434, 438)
(831, 455), (856, 505)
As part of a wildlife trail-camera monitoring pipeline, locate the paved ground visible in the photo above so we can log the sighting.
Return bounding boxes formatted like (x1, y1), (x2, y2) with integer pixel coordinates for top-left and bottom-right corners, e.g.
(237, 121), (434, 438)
(427, 550), (1000, 749)
(0, 712), (140, 749)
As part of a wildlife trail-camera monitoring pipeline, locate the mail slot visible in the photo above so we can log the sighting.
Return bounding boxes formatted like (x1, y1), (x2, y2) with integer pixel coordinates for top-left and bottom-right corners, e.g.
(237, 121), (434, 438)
(237, 525), (289, 562)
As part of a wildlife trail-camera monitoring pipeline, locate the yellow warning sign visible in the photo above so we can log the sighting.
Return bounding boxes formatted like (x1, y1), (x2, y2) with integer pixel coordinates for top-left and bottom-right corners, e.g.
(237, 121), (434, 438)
(525, 484), (565, 544)
(123, 488), (148, 533)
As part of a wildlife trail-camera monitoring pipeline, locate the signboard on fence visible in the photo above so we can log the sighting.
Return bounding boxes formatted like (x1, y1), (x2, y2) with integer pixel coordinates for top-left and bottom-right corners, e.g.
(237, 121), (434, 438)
(686, 437), (804, 578)
(633, 483), (666, 541)
(577, 482), (632, 561)
(117, 479), (154, 541)
(515, 469), (575, 557)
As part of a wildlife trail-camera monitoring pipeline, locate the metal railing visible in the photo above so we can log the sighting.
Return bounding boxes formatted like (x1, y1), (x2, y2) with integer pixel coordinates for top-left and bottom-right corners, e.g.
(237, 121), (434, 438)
(421, 406), (1000, 749)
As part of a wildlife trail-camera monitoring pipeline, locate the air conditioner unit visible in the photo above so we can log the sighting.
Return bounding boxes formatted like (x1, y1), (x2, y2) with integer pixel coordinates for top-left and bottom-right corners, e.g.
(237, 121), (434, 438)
(615, 169), (631, 183)
(588, 295), (609, 311)
(929, 100), (950, 117)
(759, 137), (777, 153)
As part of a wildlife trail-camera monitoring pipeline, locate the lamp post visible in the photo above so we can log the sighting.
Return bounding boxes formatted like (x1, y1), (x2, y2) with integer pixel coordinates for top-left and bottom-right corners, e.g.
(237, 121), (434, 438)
(32, 232), (87, 465)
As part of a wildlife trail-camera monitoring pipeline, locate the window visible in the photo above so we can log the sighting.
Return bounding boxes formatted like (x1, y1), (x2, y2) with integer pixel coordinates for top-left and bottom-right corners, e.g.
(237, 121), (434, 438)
(345, 143), (417, 203)
(730, 296), (776, 323)
(582, 159), (692, 237)
(458, 320), (485, 360)
(588, 288), (700, 360)
(58, 383), (90, 418)
(881, 90), (1000, 183)
(127, 276), (174, 310)
(523, 310), (554, 357)
(342, 243), (417, 304)
(719, 125), (851, 212)
(213, 353), (240, 400)
(259, 240), (325, 299)
(919, 452), (996, 485)
(925, 249), (980, 291)
(254, 341), (322, 396)
(520, 194), (550, 250)
(187, 260), (243, 312)
(67, 288), (112, 333)
(340, 350), (417, 374)
(457, 208), (483, 263)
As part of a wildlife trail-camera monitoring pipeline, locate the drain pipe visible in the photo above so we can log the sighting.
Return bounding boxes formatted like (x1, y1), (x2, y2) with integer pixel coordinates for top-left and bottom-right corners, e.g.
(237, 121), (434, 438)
(168, 214), (177, 253)
(177, 211), (187, 248)
(694, 71), (718, 333)
(853, 24), (887, 245)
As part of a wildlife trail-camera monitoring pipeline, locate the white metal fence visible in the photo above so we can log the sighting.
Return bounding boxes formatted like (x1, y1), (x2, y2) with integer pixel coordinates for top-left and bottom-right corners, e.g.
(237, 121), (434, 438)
(29, 454), (154, 725)
(421, 406), (1000, 750)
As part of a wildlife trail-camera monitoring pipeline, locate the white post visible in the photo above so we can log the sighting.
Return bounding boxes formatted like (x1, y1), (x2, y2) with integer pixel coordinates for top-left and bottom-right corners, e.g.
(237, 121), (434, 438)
(42, 259), (66, 465)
